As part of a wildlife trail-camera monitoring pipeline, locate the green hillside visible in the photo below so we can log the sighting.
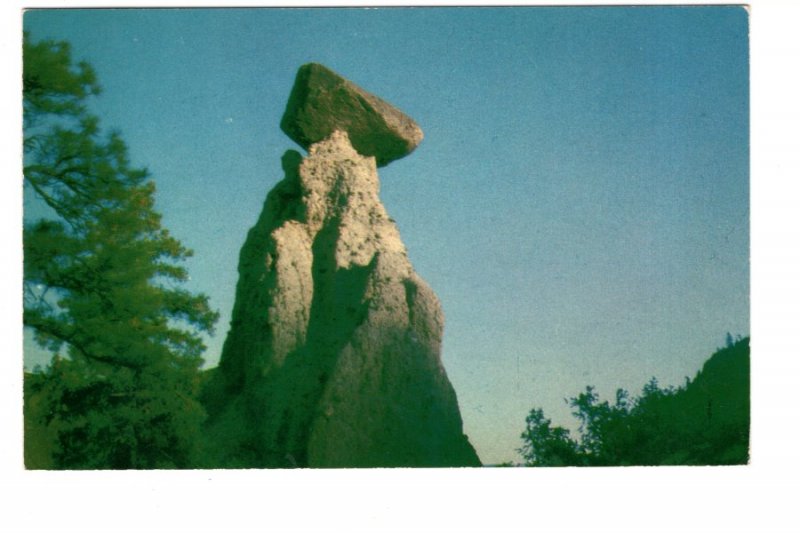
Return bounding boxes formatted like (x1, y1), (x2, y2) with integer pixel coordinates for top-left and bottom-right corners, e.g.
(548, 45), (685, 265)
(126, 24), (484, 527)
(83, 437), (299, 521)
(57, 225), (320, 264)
(519, 337), (750, 466)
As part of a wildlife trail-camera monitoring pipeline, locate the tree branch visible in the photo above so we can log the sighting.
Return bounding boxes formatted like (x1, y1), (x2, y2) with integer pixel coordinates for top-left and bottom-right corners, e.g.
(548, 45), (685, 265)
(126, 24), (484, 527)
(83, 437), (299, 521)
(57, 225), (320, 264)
(24, 312), (144, 370)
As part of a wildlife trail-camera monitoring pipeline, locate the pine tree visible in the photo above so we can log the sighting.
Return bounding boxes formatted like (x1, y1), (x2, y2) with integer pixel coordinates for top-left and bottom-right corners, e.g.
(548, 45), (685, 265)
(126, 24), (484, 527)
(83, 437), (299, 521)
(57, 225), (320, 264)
(23, 33), (219, 469)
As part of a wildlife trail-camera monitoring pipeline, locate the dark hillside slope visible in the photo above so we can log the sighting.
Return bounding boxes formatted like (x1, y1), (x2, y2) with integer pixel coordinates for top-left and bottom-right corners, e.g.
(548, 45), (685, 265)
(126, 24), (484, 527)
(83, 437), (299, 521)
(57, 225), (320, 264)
(519, 337), (749, 466)
(624, 337), (750, 465)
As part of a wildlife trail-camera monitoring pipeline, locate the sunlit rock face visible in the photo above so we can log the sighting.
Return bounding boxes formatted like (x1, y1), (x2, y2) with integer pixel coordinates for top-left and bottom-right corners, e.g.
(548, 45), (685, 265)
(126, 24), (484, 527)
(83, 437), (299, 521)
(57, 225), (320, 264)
(203, 64), (480, 468)
(203, 65), (478, 468)
(204, 64), (480, 467)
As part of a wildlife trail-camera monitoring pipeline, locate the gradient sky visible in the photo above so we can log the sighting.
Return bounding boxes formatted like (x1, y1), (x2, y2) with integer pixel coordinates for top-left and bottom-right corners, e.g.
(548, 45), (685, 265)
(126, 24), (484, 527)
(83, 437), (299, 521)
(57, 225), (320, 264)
(23, 6), (749, 465)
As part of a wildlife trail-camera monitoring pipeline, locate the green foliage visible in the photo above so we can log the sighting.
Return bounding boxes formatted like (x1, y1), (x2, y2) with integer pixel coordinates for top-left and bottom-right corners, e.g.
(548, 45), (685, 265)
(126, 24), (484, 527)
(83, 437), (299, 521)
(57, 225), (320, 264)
(23, 33), (219, 469)
(519, 408), (581, 466)
(23, 34), (100, 122)
(518, 337), (750, 466)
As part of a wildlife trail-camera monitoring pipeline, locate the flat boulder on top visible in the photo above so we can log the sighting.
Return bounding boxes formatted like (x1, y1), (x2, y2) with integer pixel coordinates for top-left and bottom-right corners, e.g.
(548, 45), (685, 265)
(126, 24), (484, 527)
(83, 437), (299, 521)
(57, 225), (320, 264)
(280, 63), (423, 167)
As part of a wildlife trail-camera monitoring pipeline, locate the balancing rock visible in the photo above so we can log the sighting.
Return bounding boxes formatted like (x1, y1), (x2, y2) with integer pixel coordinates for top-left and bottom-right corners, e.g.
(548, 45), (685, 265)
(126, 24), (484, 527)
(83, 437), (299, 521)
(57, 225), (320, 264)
(280, 63), (423, 167)
(202, 65), (478, 468)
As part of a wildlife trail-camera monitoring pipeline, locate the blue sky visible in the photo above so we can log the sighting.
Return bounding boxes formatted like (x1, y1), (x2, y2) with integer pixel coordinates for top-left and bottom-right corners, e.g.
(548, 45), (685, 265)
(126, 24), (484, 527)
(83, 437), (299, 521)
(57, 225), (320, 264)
(23, 7), (749, 465)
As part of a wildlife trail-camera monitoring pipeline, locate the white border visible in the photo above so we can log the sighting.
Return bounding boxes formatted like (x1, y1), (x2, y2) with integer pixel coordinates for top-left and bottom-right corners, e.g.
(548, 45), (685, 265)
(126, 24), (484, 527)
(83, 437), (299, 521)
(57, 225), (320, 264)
(3, 2), (799, 532)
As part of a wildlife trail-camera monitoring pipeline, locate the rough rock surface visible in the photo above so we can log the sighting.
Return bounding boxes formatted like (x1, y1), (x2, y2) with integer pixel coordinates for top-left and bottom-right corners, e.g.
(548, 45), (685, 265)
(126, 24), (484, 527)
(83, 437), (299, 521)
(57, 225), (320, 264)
(280, 63), (424, 167)
(204, 131), (480, 467)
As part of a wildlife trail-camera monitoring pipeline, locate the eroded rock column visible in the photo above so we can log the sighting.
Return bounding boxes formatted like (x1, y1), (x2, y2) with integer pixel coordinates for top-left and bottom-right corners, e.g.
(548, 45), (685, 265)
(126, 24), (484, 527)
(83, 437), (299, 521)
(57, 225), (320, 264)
(204, 63), (480, 468)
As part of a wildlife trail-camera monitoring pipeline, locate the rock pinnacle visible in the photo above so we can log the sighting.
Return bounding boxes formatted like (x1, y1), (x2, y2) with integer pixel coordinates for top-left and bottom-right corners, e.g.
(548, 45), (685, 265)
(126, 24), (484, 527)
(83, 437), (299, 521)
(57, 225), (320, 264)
(203, 65), (478, 468)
